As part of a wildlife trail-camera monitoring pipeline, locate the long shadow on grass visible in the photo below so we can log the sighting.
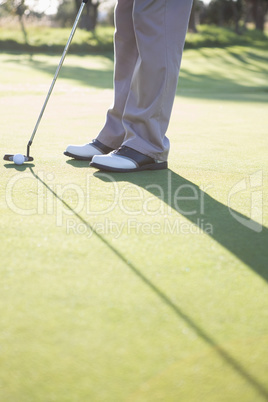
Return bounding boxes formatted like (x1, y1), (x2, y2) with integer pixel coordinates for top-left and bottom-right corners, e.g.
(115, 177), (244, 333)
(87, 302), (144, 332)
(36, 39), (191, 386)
(4, 49), (268, 102)
(3, 54), (114, 90)
(177, 47), (268, 102)
(29, 167), (268, 399)
(94, 169), (267, 282)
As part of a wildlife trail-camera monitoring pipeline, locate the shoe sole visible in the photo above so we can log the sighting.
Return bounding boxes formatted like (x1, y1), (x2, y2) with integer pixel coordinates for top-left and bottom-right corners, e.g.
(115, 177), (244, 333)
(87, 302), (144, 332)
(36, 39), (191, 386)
(64, 151), (93, 161)
(90, 161), (168, 173)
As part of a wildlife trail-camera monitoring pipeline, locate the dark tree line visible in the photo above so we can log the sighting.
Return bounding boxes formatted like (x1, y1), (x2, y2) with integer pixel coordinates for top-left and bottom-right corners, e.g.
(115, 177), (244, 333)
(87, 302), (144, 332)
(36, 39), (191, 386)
(1, 0), (267, 33)
(74, 0), (99, 31)
(189, 0), (268, 33)
(55, 0), (100, 30)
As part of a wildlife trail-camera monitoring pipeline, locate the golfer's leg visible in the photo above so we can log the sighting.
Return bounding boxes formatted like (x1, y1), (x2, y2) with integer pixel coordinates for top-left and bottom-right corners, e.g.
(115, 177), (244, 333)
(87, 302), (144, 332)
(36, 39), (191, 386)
(97, 0), (138, 149)
(122, 0), (193, 161)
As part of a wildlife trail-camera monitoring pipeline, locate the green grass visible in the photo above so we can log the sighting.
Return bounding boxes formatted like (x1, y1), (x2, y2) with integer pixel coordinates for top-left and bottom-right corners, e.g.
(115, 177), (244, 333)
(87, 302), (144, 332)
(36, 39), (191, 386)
(0, 25), (115, 53)
(0, 45), (268, 401)
(186, 24), (268, 49)
(0, 24), (267, 53)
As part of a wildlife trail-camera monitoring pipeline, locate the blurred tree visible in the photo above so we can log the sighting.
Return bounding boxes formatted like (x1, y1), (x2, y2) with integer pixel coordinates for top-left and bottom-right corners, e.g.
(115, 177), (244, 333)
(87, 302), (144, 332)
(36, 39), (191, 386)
(232, 0), (243, 33)
(0, 0), (29, 42)
(56, 0), (102, 30)
(74, 0), (100, 31)
(98, 0), (116, 25)
(205, 0), (245, 31)
(203, 0), (268, 31)
(189, 0), (208, 33)
(250, 0), (268, 31)
(189, 0), (198, 32)
(55, 0), (75, 27)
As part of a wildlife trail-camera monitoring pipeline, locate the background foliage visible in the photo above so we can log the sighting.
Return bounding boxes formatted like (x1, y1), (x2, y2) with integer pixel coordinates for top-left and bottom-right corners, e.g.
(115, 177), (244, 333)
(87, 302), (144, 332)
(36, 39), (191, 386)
(0, 0), (267, 33)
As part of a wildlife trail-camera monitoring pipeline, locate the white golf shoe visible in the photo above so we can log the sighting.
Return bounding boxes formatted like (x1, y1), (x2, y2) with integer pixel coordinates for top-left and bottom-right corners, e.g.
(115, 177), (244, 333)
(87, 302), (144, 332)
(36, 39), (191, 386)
(64, 139), (114, 161)
(91, 146), (168, 172)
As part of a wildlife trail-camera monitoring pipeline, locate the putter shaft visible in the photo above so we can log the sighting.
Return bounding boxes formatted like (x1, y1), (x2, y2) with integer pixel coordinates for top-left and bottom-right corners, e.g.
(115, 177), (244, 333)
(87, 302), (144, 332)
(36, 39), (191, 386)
(27, 0), (88, 157)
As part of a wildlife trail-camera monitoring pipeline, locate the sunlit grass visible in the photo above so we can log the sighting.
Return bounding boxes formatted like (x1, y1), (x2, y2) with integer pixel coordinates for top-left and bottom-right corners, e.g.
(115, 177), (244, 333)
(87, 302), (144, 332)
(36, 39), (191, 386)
(0, 25), (114, 52)
(186, 24), (268, 48)
(0, 44), (268, 401)
(0, 24), (267, 54)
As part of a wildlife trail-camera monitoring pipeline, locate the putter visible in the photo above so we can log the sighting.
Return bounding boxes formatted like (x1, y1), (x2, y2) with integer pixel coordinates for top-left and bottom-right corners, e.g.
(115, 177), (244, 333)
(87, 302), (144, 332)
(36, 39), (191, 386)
(4, 0), (89, 164)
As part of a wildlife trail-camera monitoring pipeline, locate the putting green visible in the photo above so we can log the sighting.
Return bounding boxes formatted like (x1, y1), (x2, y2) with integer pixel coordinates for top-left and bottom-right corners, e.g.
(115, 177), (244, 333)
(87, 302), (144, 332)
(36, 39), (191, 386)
(0, 46), (268, 402)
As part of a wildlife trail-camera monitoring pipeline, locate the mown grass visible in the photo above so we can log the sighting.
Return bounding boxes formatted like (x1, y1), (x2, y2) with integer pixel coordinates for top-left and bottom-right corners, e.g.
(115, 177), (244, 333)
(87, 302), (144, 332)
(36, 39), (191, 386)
(186, 24), (268, 49)
(0, 39), (268, 401)
(0, 24), (267, 54)
(0, 25), (115, 53)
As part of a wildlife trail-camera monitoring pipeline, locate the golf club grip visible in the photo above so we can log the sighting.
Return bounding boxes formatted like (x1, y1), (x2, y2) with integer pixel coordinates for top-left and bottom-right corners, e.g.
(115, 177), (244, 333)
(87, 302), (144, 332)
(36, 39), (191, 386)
(28, 0), (86, 146)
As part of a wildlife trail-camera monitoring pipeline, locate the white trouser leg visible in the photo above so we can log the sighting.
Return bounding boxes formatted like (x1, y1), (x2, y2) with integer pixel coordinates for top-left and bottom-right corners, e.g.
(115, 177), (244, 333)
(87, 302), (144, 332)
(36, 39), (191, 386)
(97, 0), (137, 149)
(122, 0), (193, 161)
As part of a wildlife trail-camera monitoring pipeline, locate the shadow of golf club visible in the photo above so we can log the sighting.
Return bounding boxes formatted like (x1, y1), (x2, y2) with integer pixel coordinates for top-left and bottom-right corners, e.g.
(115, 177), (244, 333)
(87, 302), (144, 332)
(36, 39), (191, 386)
(29, 166), (268, 400)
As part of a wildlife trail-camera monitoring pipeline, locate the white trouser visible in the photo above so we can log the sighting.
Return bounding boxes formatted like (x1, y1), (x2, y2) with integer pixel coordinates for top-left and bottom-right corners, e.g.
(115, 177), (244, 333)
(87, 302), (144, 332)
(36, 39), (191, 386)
(97, 0), (193, 161)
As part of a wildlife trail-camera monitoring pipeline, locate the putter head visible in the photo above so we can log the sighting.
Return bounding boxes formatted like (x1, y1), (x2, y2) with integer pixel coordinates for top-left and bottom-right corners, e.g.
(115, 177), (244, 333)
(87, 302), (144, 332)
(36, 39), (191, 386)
(3, 154), (34, 162)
